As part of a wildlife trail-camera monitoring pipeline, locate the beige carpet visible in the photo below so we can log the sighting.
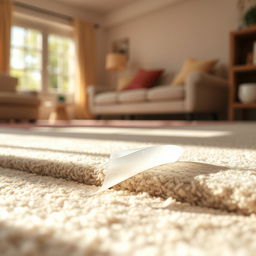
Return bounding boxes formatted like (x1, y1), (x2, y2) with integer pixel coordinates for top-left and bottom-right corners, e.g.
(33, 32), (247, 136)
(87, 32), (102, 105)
(0, 123), (256, 255)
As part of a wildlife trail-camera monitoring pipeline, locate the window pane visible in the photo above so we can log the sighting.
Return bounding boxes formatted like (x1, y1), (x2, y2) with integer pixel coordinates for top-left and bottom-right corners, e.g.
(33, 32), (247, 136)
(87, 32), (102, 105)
(25, 50), (41, 69)
(63, 59), (69, 74)
(48, 74), (58, 91)
(26, 29), (42, 50)
(62, 38), (73, 54)
(49, 35), (61, 53)
(10, 26), (42, 92)
(26, 70), (41, 90)
(11, 48), (25, 69)
(48, 53), (60, 74)
(48, 34), (75, 93)
(11, 26), (25, 47)
(63, 76), (70, 92)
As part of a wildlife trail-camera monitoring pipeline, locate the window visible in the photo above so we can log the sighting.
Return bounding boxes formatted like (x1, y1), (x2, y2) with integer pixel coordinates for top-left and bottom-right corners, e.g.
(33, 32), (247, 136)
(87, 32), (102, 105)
(10, 25), (75, 95)
(48, 35), (75, 94)
(11, 26), (42, 91)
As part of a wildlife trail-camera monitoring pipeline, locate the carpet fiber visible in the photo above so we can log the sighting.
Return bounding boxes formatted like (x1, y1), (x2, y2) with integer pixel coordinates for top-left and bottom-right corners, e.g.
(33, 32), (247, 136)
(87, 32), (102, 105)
(0, 122), (256, 255)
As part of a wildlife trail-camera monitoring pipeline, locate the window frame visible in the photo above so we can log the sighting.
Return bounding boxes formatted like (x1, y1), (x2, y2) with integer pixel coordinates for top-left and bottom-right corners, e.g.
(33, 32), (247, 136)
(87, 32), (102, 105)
(12, 11), (76, 98)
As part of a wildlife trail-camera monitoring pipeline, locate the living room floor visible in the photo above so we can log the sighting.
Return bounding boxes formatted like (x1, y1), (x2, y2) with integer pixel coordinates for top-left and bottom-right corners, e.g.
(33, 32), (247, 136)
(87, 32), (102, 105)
(0, 120), (254, 153)
(0, 119), (231, 129)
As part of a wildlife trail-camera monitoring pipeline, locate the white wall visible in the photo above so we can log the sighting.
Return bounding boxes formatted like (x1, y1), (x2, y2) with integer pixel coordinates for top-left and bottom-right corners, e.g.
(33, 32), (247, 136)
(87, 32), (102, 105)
(103, 0), (239, 87)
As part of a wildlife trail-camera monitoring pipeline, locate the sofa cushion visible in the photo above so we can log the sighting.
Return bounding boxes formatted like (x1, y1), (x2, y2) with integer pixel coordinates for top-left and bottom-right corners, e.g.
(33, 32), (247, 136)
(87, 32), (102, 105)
(147, 85), (185, 101)
(0, 92), (40, 106)
(172, 58), (218, 86)
(95, 92), (118, 105)
(118, 89), (147, 103)
(125, 69), (163, 90)
(116, 75), (133, 91)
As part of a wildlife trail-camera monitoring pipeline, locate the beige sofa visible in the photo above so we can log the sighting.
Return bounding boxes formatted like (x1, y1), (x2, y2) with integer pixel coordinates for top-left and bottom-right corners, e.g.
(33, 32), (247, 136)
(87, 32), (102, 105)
(0, 73), (40, 122)
(88, 70), (228, 119)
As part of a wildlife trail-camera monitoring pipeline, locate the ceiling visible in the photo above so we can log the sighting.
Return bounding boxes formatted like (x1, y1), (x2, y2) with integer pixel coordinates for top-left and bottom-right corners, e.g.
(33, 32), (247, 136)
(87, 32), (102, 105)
(53, 0), (137, 14)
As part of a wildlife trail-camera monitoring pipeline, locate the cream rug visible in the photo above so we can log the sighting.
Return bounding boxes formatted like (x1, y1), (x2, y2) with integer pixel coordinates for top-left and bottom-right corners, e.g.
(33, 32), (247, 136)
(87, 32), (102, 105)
(0, 123), (256, 255)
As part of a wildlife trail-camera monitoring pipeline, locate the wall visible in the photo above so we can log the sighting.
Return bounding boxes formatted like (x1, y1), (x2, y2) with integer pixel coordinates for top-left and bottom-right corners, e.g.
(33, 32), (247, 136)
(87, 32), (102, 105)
(103, 0), (239, 88)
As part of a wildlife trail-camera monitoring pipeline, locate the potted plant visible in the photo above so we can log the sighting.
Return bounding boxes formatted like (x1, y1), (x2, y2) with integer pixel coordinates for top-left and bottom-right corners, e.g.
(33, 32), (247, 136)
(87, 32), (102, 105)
(57, 95), (66, 103)
(244, 6), (256, 26)
(237, 0), (256, 28)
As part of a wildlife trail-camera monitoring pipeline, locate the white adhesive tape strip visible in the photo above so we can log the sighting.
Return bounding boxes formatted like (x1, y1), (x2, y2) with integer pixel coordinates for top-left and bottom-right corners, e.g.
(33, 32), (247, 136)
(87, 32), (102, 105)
(91, 145), (183, 195)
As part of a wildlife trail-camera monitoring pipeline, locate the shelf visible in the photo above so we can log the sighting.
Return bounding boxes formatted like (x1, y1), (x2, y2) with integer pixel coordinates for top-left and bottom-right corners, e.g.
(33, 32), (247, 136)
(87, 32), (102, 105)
(232, 103), (256, 108)
(231, 25), (256, 37)
(229, 27), (256, 120)
(232, 65), (256, 72)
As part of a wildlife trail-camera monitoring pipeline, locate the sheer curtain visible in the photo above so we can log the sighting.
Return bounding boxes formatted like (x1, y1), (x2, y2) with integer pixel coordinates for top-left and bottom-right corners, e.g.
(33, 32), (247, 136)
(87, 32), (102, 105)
(0, 0), (12, 74)
(74, 19), (96, 119)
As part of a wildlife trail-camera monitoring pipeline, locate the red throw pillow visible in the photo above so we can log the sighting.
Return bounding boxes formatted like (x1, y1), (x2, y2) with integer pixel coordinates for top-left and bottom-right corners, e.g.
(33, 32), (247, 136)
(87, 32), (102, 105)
(124, 69), (163, 90)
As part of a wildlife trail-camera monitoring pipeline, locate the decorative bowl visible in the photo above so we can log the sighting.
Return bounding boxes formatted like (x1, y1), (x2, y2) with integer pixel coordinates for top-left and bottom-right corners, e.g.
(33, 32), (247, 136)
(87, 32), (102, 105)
(238, 83), (256, 103)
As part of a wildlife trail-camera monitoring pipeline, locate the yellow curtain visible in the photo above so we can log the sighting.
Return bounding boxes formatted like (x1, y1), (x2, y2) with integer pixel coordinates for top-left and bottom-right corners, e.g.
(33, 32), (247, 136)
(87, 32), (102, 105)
(74, 19), (96, 119)
(0, 0), (12, 74)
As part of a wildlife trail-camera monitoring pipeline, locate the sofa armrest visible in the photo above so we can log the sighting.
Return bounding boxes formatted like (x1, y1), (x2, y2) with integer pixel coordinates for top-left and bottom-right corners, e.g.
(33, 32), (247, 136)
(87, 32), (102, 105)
(185, 71), (228, 113)
(88, 85), (96, 97)
(87, 85), (96, 114)
(0, 73), (18, 92)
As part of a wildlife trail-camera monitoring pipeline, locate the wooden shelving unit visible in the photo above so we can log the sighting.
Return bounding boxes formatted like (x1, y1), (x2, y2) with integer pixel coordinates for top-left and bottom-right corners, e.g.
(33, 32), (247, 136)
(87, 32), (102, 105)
(229, 26), (256, 120)
(233, 103), (256, 108)
(232, 65), (256, 72)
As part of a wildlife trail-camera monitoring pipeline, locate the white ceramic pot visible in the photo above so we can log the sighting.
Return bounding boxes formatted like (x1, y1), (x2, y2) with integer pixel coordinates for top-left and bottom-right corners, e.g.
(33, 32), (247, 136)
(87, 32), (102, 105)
(238, 83), (256, 103)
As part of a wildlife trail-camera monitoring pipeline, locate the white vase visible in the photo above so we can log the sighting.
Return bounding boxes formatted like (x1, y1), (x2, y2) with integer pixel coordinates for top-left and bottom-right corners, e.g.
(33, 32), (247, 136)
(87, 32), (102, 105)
(238, 83), (256, 103)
